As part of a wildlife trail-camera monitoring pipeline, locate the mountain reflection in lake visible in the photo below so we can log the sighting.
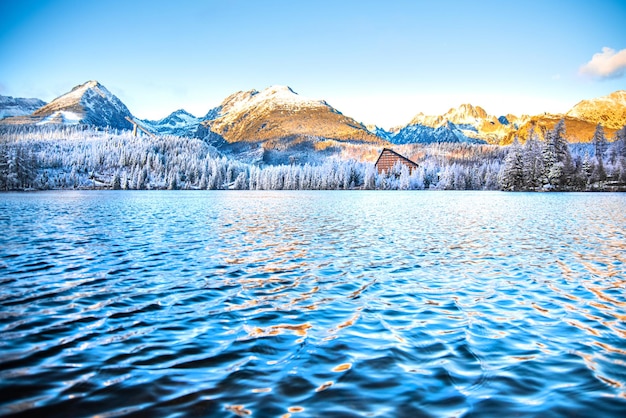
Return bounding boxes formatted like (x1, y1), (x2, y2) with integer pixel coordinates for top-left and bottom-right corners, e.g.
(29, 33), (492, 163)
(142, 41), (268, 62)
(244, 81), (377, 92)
(1, 191), (625, 417)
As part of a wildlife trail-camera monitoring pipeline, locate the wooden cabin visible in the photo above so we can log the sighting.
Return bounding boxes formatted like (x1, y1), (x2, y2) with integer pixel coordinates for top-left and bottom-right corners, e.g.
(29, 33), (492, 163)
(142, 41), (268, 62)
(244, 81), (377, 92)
(374, 148), (418, 174)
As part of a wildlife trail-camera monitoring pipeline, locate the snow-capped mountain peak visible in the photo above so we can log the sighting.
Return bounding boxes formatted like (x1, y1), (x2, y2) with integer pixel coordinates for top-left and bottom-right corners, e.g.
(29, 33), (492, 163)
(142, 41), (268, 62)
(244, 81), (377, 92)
(217, 85), (329, 121)
(158, 109), (198, 124)
(55, 80), (112, 104)
(31, 80), (133, 130)
(197, 85), (381, 145)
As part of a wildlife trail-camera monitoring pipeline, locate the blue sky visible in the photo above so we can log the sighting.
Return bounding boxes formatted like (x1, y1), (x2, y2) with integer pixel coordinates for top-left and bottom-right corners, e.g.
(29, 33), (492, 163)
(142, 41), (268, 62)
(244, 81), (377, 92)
(1, 0), (625, 128)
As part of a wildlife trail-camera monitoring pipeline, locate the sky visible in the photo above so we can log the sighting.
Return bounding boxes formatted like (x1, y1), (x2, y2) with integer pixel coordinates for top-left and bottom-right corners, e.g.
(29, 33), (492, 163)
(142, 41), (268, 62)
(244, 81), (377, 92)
(1, 0), (625, 128)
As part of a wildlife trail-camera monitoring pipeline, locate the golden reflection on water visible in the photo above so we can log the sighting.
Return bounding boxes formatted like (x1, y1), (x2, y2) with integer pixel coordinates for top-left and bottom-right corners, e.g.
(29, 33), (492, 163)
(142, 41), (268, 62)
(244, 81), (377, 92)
(4, 191), (626, 417)
(588, 286), (625, 307)
(593, 341), (626, 356)
(287, 406), (304, 413)
(225, 404), (251, 416)
(598, 375), (623, 389)
(281, 405), (305, 418)
(330, 311), (361, 334)
(245, 323), (312, 338)
(251, 387), (272, 393)
(566, 319), (601, 337)
(332, 363), (352, 372)
(531, 302), (549, 314)
(589, 300), (612, 311)
(315, 381), (334, 392)
(610, 312), (626, 321)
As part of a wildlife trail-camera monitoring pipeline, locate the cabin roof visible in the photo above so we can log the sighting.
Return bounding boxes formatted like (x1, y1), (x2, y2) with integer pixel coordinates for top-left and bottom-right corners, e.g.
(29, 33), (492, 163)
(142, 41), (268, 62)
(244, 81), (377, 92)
(374, 148), (418, 169)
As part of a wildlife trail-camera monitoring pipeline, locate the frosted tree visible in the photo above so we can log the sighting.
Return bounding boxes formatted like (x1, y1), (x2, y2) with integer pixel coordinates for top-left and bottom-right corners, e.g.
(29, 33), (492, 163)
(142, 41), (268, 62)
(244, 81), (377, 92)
(609, 126), (626, 183)
(581, 152), (592, 185)
(364, 164), (377, 190)
(542, 119), (573, 189)
(592, 123), (608, 159)
(590, 155), (607, 184)
(399, 164), (411, 190)
(499, 138), (524, 191)
(233, 171), (248, 190)
(409, 166), (425, 190)
(167, 171), (178, 190)
(436, 165), (454, 190)
(111, 171), (121, 190)
(613, 126), (626, 159)
(587, 123), (608, 183)
(521, 129), (544, 190)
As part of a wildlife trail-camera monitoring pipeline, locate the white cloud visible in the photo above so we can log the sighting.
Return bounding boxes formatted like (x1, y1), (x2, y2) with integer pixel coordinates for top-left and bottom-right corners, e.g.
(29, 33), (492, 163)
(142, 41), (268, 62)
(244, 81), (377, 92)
(579, 47), (626, 79)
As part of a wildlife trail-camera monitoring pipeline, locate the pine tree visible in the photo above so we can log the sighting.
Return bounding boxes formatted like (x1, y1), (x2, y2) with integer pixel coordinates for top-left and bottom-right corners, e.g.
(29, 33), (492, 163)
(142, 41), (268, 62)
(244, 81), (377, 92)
(167, 171), (178, 190)
(521, 129), (544, 190)
(233, 172), (248, 190)
(499, 138), (524, 191)
(399, 164), (411, 190)
(591, 156), (607, 183)
(542, 119), (573, 189)
(112, 172), (121, 190)
(582, 152), (592, 184)
(592, 123), (608, 160)
(364, 164), (377, 190)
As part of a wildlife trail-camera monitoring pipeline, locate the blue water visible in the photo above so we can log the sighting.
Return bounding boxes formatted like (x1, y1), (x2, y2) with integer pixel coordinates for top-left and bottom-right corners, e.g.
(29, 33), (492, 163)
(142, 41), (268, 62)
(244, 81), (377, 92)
(1, 191), (625, 417)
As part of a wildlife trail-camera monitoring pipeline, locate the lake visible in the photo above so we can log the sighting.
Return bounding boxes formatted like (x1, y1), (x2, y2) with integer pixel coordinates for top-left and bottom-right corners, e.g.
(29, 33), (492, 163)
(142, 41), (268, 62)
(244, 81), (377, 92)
(1, 191), (625, 417)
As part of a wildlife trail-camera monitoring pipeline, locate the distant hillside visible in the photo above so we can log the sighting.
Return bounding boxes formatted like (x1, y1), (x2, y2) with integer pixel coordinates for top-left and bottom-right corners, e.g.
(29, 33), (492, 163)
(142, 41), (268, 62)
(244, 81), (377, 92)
(0, 95), (46, 119)
(140, 109), (200, 137)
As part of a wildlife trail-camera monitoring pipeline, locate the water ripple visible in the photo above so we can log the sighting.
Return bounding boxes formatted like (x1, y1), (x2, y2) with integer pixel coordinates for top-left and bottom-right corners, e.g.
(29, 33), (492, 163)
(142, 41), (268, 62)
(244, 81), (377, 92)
(1, 191), (625, 416)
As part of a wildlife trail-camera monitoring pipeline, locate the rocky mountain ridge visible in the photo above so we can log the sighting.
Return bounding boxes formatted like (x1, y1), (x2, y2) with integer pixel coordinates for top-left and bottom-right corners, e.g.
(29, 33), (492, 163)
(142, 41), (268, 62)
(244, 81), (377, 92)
(2, 81), (624, 146)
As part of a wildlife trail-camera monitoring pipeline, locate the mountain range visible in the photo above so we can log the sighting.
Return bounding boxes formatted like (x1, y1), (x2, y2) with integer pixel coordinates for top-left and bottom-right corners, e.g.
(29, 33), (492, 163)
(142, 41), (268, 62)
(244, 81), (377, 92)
(1, 80), (625, 149)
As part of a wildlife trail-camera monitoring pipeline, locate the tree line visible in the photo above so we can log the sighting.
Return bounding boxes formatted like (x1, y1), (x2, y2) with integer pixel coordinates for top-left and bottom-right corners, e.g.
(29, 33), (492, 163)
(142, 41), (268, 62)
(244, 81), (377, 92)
(1, 123), (624, 192)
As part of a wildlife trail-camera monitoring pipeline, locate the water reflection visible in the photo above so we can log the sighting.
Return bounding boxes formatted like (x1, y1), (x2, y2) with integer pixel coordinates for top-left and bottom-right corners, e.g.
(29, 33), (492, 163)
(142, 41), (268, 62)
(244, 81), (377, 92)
(0, 191), (625, 416)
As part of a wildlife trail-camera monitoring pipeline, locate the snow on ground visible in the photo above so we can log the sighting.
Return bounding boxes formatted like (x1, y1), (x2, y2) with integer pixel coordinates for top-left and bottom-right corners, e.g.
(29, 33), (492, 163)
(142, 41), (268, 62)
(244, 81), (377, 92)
(36, 111), (81, 125)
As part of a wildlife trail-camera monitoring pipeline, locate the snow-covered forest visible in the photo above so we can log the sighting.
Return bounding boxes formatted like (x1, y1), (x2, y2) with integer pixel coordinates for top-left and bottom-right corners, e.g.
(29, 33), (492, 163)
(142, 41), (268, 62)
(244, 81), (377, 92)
(499, 121), (626, 191)
(1, 122), (625, 192)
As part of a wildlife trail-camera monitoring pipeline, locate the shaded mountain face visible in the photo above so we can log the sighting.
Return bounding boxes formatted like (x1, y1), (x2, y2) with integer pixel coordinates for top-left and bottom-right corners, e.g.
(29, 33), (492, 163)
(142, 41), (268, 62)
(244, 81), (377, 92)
(0, 96), (46, 119)
(196, 86), (383, 145)
(391, 121), (487, 145)
(140, 109), (200, 137)
(1, 81), (134, 130)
